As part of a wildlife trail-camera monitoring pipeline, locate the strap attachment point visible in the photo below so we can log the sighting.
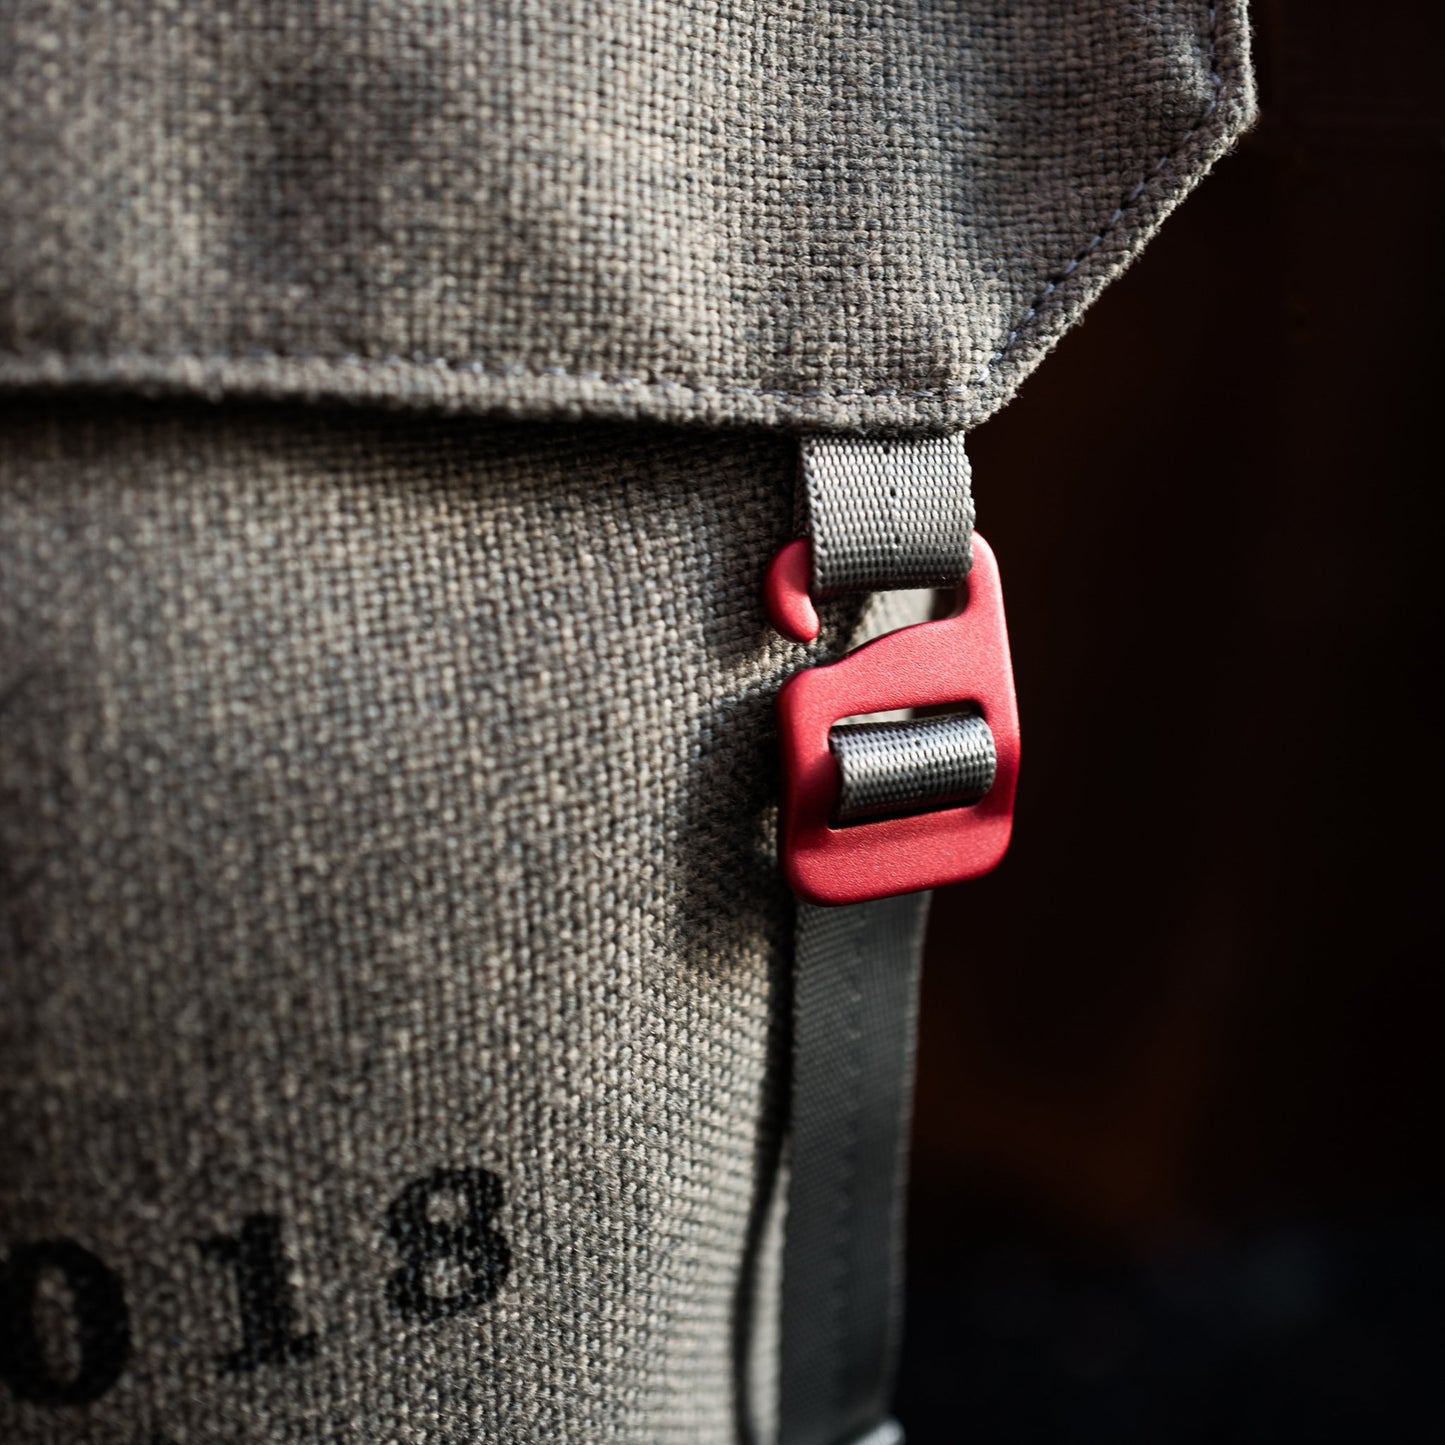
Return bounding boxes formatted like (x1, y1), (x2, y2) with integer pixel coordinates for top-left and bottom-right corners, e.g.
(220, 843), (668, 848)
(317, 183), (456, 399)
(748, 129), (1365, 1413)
(765, 538), (821, 643)
(775, 532), (1020, 905)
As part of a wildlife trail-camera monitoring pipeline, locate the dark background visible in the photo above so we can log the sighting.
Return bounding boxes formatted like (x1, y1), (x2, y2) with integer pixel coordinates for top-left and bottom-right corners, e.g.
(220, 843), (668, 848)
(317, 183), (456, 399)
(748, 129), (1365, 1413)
(898, 2), (1444, 1439)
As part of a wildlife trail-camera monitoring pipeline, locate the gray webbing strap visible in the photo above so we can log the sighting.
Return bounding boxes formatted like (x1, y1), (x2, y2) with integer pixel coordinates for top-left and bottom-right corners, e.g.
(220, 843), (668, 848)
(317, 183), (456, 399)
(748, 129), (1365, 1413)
(778, 434), (975, 1445)
(832, 713), (997, 823)
(779, 893), (930, 1445)
(801, 434), (974, 595)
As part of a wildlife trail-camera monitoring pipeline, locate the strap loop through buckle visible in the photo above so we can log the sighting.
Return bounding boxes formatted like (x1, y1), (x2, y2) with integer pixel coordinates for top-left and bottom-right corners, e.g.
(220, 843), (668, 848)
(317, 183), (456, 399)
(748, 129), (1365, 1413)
(768, 532), (1020, 905)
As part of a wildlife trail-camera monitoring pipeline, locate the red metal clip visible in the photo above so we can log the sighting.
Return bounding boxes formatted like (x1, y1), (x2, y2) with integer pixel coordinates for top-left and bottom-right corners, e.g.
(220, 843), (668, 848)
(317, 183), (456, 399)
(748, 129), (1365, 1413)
(769, 533), (1020, 905)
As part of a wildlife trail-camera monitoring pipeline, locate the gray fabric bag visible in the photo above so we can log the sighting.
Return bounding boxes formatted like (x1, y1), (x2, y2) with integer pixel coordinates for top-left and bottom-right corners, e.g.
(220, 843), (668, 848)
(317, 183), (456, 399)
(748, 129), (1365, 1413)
(1, 4), (1254, 1441)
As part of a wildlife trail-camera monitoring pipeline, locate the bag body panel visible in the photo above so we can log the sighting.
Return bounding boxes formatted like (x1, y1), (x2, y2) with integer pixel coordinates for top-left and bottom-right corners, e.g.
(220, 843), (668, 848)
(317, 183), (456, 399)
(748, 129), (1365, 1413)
(0, 399), (871, 1442)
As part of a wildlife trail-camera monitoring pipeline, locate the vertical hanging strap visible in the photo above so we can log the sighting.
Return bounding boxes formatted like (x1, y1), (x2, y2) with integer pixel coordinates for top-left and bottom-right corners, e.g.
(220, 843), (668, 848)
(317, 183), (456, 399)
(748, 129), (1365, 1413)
(779, 894), (930, 1445)
(776, 435), (974, 1445)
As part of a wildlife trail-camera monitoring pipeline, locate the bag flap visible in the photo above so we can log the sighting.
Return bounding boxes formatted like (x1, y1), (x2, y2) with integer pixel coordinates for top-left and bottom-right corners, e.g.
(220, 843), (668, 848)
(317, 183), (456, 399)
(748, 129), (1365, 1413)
(0, 1), (1254, 431)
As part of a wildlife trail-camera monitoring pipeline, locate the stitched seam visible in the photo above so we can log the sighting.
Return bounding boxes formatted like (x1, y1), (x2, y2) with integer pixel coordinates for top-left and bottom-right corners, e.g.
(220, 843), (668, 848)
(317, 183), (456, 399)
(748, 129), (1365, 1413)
(3, 348), (967, 404)
(975, 1), (1223, 383)
(2, 6), (1225, 409)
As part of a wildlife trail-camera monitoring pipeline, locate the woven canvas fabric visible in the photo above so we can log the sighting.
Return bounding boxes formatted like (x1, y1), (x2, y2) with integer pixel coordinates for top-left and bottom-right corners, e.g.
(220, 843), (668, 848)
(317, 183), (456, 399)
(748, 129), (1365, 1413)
(0, 399), (881, 1443)
(0, 5), (1257, 1438)
(0, 1), (1253, 433)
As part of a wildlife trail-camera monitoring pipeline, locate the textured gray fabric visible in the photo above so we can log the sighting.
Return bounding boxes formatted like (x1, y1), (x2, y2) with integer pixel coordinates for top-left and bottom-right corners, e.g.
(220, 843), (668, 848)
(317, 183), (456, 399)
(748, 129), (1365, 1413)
(0, 399), (873, 1444)
(0, 2), (1253, 433)
(779, 894), (930, 1445)
(0, 6), (1257, 1438)
(802, 435), (973, 596)
(831, 714), (997, 824)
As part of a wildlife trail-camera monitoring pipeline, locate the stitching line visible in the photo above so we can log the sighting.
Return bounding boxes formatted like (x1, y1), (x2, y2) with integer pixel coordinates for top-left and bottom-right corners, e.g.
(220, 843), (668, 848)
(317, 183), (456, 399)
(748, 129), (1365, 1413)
(3, 7), (1223, 410)
(976, 2), (1223, 386)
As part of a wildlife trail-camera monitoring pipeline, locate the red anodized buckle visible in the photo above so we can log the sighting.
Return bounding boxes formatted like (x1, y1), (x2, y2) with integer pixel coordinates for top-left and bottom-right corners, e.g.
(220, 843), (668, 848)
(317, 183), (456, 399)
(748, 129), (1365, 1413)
(766, 533), (1020, 906)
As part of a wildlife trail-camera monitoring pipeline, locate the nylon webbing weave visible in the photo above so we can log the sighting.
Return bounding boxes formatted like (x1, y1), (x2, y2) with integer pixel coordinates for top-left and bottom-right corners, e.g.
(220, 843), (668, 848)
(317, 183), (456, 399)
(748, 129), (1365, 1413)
(779, 895), (930, 1445)
(832, 713), (997, 823)
(777, 433), (975, 1445)
(801, 434), (974, 595)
